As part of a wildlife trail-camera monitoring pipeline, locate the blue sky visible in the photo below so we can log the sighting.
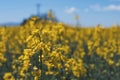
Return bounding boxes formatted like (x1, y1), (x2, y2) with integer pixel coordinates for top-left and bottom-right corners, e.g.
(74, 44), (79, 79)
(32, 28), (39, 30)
(0, 0), (120, 26)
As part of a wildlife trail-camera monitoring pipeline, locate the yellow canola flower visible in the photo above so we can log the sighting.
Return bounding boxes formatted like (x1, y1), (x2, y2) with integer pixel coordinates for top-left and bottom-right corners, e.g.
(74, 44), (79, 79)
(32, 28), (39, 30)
(32, 69), (41, 76)
(72, 66), (80, 77)
(3, 72), (15, 80)
(0, 53), (6, 63)
(26, 35), (33, 42)
(24, 49), (34, 57)
(108, 59), (114, 66)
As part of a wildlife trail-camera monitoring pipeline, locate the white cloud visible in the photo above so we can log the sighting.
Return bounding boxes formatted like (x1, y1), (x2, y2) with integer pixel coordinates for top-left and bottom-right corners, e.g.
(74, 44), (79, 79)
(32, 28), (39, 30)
(104, 5), (120, 11)
(88, 4), (120, 11)
(65, 7), (77, 14)
(90, 4), (101, 11)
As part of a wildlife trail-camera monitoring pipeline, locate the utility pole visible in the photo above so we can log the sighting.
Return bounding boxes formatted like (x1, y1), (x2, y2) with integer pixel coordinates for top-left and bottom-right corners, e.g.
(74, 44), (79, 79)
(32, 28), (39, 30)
(74, 14), (80, 27)
(36, 3), (40, 16)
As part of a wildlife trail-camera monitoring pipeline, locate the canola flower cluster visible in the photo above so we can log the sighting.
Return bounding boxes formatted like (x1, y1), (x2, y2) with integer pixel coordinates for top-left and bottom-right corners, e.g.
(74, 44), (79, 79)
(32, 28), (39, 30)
(0, 16), (120, 80)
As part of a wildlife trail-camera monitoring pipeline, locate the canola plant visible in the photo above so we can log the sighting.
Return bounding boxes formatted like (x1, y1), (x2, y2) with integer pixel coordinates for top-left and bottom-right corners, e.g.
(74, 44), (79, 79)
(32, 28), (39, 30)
(0, 16), (120, 80)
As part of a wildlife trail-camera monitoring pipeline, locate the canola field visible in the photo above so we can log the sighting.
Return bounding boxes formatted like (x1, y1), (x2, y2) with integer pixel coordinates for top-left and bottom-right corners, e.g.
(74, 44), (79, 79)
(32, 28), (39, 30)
(0, 16), (120, 80)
